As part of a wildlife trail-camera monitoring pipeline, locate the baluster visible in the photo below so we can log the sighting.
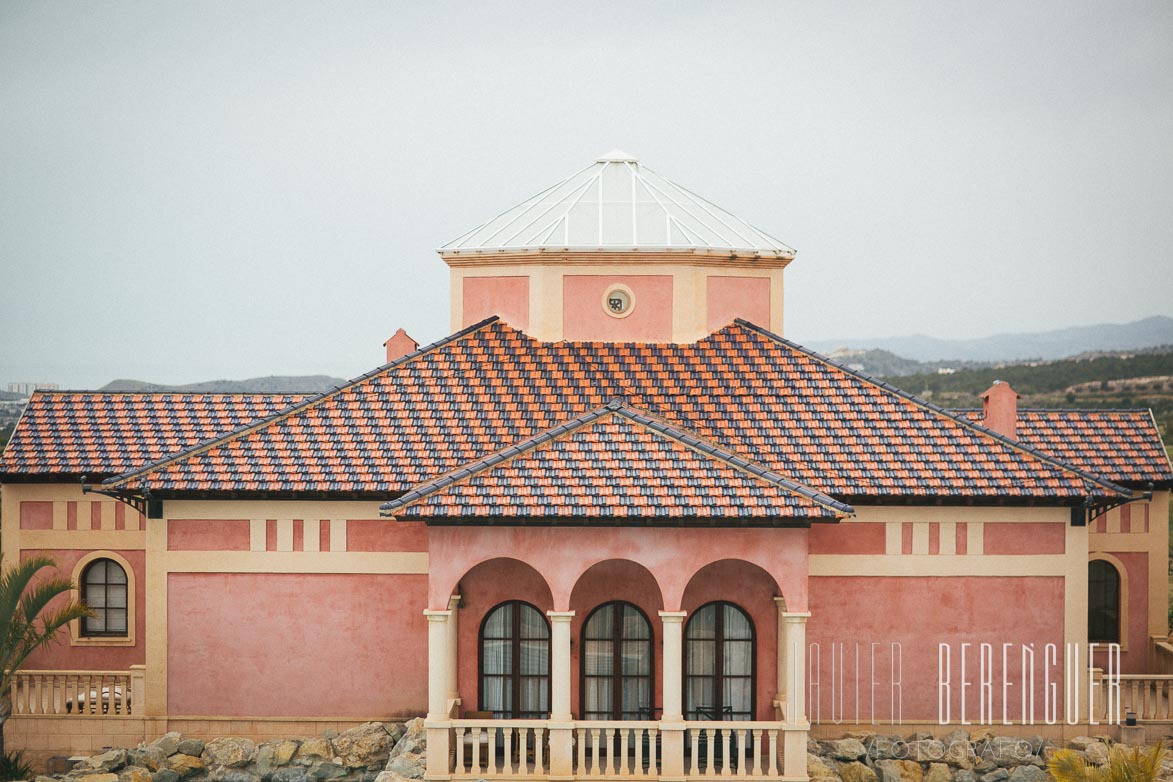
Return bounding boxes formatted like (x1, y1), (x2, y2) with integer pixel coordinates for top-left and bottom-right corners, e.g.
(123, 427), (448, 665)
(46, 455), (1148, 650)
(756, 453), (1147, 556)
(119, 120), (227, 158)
(690, 729), (700, 776)
(751, 730), (763, 776)
(647, 728), (658, 774)
(1163, 680), (1170, 720)
(587, 728), (598, 774)
(454, 727), (465, 773)
(54, 675), (64, 715)
(501, 726), (512, 775)
(1130, 680), (1139, 720)
(607, 728), (619, 776)
(736, 730), (748, 777)
(617, 727), (627, 776)
(722, 728), (733, 777)
(535, 727), (545, 774)
(768, 730), (779, 777)
(577, 728), (587, 774)
(471, 725), (482, 772)
(518, 726), (529, 777)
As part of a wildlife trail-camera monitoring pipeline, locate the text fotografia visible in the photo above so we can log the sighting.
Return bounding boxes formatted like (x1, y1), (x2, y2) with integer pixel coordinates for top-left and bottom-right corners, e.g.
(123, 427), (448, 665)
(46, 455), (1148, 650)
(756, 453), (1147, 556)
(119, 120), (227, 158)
(808, 642), (1122, 726)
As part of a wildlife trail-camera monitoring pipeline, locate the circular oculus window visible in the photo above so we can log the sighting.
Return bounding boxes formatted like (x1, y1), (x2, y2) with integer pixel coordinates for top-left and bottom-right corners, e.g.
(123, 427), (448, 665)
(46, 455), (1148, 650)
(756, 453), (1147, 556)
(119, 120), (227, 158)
(602, 285), (636, 318)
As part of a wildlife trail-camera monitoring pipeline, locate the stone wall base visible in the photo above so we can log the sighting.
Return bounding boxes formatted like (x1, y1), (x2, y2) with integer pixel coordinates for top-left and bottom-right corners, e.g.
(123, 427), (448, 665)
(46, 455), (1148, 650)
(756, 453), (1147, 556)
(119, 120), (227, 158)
(7, 715), (403, 769)
(809, 722), (1129, 742)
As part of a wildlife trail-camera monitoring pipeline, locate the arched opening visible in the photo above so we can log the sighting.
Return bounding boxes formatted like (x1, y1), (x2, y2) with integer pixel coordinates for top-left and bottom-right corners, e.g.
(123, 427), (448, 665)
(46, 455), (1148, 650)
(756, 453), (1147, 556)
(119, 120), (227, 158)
(581, 601), (654, 720)
(1089, 559), (1121, 643)
(80, 558), (129, 637)
(684, 601), (755, 721)
(480, 601), (550, 719)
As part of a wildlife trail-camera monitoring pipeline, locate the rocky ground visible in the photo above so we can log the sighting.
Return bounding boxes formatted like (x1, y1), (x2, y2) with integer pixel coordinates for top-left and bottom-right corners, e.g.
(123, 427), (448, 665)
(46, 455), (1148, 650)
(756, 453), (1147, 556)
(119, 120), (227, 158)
(808, 731), (1170, 782)
(35, 720), (426, 782)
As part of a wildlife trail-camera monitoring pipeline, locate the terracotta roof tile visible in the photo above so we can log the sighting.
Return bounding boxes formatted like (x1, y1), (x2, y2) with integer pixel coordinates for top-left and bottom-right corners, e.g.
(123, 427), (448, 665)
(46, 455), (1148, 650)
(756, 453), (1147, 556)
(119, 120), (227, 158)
(381, 401), (853, 523)
(0, 391), (306, 479)
(98, 319), (1128, 501)
(956, 409), (1172, 486)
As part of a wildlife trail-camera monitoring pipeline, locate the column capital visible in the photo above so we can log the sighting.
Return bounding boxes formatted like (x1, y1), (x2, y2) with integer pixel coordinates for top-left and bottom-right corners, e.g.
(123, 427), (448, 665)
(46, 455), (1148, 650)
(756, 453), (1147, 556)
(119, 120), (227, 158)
(658, 611), (688, 623)
(547, 610), (575, 622)
(781, 611), (811, 622)
(423, 609), (451, 622)
(447, 594), (462, 610)
(773, 596), (788, 609)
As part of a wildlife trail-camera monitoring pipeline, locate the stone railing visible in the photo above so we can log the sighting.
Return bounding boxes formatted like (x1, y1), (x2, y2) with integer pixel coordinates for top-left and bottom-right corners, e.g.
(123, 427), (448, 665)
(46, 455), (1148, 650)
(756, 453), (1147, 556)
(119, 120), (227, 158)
(1113, 674), (1173, 722)
(447, 718), (787, 780)
(9, 668), (143, 716)
(1149, 636), (1173, 674)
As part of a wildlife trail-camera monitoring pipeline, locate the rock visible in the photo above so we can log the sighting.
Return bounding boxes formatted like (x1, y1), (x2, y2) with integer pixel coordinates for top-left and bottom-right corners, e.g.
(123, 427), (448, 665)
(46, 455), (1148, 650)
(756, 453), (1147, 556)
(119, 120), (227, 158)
(117, 767), (151, 782)
(273, 768), (310, 782)
(826, 738), (869, 761)
(151, 733), (183, 758)
(1068, 737), (1098, 751)
(944, 740), (975, 769)
(945, 730), (970, 745)
(987, 737), (1033, 767)
(384, 757), (423, 781)
(841, 761), (880, 782)
(1027, 736), (1046, 756)
(154, 770), (180, 782)
(1085, 742), (1110, 766)
(979, 770), (1008, 782)
(808, 738), (822, 755)
(925, 763), (952, 782)
(164, 753), (205, 779)
(867, 736), (908, 761)
(204, 738), (258, 769)
(178, 740), (206, 757)
(908, 740), (947, 762)
(954, 770), (977, 782)
(808, 754), (839, 780)
(76, 775), (119, 782)
(324, 730), (338, 740)
(388, 719), (425, 758)
(297, 740), (333, 762)
(1008, 767), (1046, 782)
(331, 723), (396, 769)
(81, 750), (128, 774)
(876, 759), (924, 782)
(37, 776), (58, 782)
(221, 770), (261, 782)
(311, 764), (347, 781)
(140, 747), (167, 773)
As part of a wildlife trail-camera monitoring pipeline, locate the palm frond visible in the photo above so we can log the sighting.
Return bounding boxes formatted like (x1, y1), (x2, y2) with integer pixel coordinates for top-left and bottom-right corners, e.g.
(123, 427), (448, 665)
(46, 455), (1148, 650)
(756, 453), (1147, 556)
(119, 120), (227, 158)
(1049, 748), (1102, 782)
(0, 557), (89, 693)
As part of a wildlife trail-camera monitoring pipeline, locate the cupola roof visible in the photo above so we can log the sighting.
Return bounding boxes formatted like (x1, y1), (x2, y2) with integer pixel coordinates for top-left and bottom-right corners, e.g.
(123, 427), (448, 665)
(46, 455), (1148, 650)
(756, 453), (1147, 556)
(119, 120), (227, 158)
(439, 152), (795, 259)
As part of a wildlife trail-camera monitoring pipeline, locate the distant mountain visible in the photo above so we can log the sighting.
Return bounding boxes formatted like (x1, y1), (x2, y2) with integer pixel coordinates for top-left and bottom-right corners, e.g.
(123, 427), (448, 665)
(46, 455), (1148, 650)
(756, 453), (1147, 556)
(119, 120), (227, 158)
(99, 375), (346, 393)
(804, 315), (1173, 363)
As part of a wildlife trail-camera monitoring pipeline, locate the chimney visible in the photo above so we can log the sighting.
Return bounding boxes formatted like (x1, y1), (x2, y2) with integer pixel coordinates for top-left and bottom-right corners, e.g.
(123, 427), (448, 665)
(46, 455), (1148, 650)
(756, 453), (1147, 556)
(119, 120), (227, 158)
(979, 380), (1020, 439)
(383, 328), (419, 363)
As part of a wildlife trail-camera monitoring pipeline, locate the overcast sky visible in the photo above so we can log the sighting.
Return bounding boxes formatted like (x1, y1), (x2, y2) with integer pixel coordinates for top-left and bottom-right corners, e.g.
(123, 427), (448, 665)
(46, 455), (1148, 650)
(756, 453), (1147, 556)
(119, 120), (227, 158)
(2, 1), (1171, 389)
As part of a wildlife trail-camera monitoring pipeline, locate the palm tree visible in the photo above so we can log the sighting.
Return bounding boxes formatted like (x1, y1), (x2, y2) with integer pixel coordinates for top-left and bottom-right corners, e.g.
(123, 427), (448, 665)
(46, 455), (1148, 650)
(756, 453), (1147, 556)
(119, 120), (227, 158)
(0, 556), (91, 756)
(1048, 741), (1167, 782)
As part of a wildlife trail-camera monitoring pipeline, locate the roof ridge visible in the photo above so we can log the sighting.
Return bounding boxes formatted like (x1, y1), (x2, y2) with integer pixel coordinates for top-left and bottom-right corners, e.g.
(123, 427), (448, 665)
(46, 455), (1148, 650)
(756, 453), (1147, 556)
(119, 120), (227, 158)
(733, 319), (1133, 499)
(380, 399), (854, 517)
(101, 316), (503, 490)
(953, 406), (1159, 415)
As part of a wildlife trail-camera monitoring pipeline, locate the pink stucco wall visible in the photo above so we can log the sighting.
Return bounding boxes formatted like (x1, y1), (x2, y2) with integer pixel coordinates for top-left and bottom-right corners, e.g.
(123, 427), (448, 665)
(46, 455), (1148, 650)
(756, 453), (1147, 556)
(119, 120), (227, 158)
(19, 502), (53, 530)
(808, 576), (1065, 723)
(347, 519), (428, 552)
(562, 275), (673, 342)
(168, 519), (251, 551)
(983, 523), (1066, 555)
(426, 525), (808, 612)
(463, 276), (529, 330)
(21, 549), (146, 669)
(809, 523), (885, 555)
(706, 276), (770, 332)
(167, 573), (427, 718)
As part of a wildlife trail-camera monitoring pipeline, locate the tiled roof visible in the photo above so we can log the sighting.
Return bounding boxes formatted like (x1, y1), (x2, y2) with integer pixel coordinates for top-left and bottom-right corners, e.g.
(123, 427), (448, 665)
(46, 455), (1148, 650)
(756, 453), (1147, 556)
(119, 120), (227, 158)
(0, 391), (307, 479)
(99, 318), (1128, 501)
(955, 409), (1172, 487)
(381, 401), (853, 523)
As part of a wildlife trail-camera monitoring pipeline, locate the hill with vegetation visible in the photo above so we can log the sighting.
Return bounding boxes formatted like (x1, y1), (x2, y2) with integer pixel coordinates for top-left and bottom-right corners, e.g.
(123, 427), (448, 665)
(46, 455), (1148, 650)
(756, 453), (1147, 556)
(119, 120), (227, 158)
(100, 375), (346, 393)
(885, 346), (1173, 440)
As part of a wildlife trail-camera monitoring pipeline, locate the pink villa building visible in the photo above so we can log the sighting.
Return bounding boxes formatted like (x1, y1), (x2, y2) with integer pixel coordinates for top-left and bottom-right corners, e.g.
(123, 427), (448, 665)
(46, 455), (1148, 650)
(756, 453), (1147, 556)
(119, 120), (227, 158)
(1, 152), (1171, 780)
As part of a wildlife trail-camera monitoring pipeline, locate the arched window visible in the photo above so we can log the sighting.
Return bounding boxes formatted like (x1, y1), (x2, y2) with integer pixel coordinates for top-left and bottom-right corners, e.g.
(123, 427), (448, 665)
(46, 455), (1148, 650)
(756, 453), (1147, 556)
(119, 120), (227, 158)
(1089, 560), (1121, 643)
(581, 601), (653, 720)
(81, 558), (129, 637)
(685, 602), (755, 721)
(480, 601), (550, 718)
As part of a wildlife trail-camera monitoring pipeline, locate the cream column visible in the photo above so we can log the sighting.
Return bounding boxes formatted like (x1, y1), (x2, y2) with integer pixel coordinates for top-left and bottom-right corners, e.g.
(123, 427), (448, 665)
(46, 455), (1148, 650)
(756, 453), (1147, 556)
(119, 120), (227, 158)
(447, 595), (461, 706)
(423, 610), (452, 780)
(547, 611), (576, 778)
(659, 610), (688, 780)
(781, 611), (811, 779)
